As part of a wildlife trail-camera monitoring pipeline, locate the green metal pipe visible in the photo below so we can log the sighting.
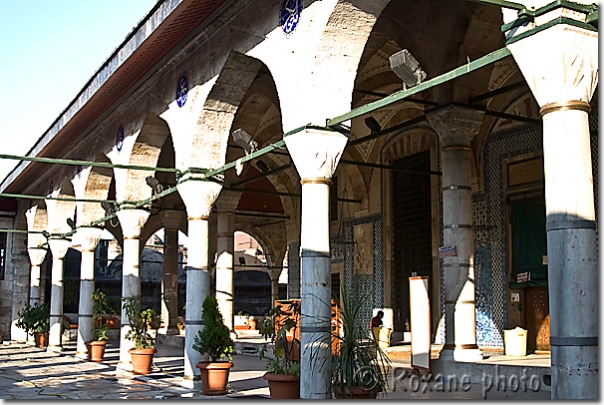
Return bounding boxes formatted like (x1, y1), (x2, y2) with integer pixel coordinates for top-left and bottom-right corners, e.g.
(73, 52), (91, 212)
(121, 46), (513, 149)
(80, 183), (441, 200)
(0, 192), (122, 205)
(327, 47), (512, 127)
(231, 164), (292, 187)
(0, 153), (180, 174)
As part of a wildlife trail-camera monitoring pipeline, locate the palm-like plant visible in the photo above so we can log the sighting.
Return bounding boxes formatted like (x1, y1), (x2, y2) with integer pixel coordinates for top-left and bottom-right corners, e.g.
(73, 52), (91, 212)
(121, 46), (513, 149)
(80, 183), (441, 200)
(259, 301), (301, 376)
(307, 289), (391, 398)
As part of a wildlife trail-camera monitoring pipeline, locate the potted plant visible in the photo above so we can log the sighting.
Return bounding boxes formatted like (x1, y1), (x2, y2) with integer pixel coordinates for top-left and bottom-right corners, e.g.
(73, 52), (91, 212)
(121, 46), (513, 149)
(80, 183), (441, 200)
(123, 295), (156, 374)
(193, 295), (235, 396)
(88, 289), (111, 362)
(259, 301), (301, 399)
(16, 302), (50, 347)
(308, 289), (392, 399)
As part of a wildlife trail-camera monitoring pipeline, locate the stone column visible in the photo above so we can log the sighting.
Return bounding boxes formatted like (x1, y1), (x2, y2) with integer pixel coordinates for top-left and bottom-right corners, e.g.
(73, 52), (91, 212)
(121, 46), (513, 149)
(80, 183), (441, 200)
(215, 190), (241, 333)
(270, 272), (280, 303)
(506, 19), (598, 399)
(75, 227), (103, 359)
(158, 210), (185, 335)
(116, 208), (150, 370)
(176, 178), (222, 383)
(27, 247), (47, 307)
(427, 104), (484, 362)
(47, 237), (71, 352)
(284, 128), (347, 399)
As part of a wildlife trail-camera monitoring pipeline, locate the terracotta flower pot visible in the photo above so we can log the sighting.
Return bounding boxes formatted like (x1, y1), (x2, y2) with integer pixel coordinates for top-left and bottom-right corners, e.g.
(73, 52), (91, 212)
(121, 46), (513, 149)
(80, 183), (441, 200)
(263, 373), (300, 399)
(196, 361), (233, 396)
(87, 341), (107, 362)
(33, 332), (49, 348)
(129, 347), (156, 375)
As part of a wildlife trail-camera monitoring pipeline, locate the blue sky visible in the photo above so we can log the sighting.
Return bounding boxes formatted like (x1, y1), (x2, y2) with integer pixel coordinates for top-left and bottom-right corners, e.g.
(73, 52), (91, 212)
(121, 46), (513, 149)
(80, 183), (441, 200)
(0, 0), (158, 182)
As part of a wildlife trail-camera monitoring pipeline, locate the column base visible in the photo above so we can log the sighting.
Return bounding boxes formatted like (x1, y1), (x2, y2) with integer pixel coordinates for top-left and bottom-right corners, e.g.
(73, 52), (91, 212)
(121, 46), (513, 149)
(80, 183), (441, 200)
(439, 345), (483, 362)
(117, 361), (134, 373)
(157, 327), (179, 336)
(75, 351), (89, 360)
(47, 345), (63, 353)
(181, 376), (202, 389)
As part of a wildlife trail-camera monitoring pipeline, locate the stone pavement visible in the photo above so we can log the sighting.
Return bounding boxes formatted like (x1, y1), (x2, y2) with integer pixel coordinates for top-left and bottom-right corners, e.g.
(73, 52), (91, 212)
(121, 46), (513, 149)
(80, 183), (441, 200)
(0, 340), (551, 400)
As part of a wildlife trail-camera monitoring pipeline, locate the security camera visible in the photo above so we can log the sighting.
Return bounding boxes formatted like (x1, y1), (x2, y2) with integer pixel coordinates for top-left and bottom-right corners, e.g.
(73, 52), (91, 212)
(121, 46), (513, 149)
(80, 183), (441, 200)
(389, 49), (427, 88)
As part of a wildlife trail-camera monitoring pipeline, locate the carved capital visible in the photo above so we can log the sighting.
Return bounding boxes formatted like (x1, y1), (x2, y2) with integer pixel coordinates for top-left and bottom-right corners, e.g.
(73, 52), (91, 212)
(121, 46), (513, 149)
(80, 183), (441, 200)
(116, 208), (150, 239)
(426, 105), (485, 148)
(215, 190), (241, 213)
(506, 24), (598, 107)
(76, 226), (104, 252)
(28, 247), (48, 266)
(48, 238), (71, 259)
(284, 128), (348, 181)
(176, 177), (222, 219)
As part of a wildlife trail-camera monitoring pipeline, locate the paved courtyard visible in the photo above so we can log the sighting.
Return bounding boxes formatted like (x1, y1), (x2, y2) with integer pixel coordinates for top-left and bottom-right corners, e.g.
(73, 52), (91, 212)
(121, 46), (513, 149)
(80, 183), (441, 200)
(0, 340), (551, 400)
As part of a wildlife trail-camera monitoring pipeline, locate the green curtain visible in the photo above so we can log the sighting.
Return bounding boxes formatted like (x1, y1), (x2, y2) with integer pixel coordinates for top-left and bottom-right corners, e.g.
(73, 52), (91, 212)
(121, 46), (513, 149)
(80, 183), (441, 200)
(508, 199), (548, 289)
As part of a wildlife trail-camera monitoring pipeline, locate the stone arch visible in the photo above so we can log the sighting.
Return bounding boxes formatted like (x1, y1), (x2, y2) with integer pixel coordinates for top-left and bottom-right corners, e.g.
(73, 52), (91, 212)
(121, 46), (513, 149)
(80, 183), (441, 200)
(186, 51), (264, 171)
(72, 153), (113, 227)
(114, 113), (172, 203)
(25, 201), (49, 250)
(291, 0), (391, 128)
(45, 175), (77, 235)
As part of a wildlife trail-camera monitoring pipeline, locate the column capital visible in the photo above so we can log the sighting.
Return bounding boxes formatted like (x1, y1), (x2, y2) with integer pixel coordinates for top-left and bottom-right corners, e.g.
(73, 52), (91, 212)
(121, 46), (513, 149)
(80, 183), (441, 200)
(159, 209), (186, 230)
(116, 208), (150, 239)
(215, 190), (242, 213)
(284, 128), (348, 181)
(76, 226), (104, 252)
(505, 23), (597, 109)
(177, 177), (222, 219)
(48, 238), (71, 259)
(27, 247), (48, 266)
(426, 104), (485, 148)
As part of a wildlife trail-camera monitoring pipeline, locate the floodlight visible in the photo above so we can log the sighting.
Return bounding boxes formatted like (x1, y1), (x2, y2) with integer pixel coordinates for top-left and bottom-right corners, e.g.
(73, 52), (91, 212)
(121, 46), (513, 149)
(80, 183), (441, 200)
(232, 128), (258, 155)
(389, 49), (427, 88)
(238, 256), (246, 265)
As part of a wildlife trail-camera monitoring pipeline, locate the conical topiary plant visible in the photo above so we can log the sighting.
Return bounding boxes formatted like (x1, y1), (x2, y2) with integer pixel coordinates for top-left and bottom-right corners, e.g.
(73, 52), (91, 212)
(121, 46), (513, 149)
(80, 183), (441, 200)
(193, 295), (234, 361)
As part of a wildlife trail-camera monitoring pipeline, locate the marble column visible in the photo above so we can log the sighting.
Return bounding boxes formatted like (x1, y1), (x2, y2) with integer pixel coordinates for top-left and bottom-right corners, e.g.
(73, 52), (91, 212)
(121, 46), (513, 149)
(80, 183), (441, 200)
(158, 209), (185, 336)
(27, 247), (47, 308)
(427, 104), (484, 362)
(215, 190), (240, 333)
(284, 128), (347, 399)
(116, 208), (150, 370)
(75, 227), (103, 359)
(176, 177), (222, 383)
(47, 237), (71, 352)
(506, 17), (598, 399)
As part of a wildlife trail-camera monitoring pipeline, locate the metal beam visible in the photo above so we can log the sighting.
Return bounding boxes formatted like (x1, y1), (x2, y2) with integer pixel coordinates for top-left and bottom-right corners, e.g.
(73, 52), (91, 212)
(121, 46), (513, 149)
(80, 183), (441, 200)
(353, 89), (438, 107)
(469, 81), (526, 104)
(339, 159), (442, 176)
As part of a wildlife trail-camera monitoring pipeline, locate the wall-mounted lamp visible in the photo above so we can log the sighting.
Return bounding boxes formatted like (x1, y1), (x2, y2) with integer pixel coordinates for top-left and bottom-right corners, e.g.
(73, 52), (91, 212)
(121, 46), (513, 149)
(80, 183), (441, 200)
(256, 159), (270, 174)
(364, 116), (382, 134)
(232, 128), (258, 155)
(389, 49), (427, 88)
